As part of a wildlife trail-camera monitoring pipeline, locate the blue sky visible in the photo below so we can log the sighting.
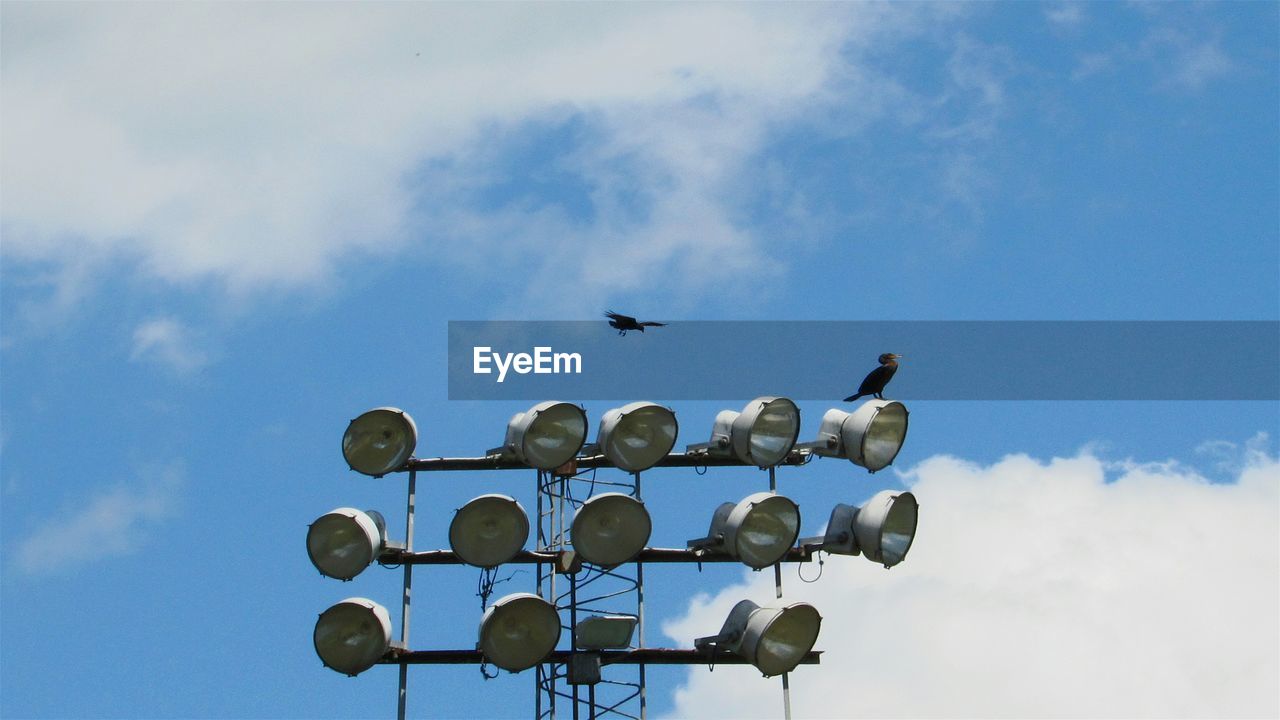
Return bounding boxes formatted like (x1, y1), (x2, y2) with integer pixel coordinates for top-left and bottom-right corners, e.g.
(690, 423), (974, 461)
(1, 3), (1277, 719)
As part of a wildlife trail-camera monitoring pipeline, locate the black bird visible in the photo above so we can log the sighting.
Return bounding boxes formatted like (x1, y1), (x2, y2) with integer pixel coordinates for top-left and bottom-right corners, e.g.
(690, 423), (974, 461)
(844, 353), (903, 401)
(604, 311), (667, 336)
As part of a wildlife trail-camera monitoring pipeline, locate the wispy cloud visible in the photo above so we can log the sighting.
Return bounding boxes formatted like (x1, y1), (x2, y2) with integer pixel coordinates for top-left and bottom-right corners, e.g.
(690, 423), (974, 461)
(1156, 32), (1234, 92)
(1, 3), (1007, 317)
(1045, 3), (1086, 28)
(15, 461), (184, 576)
(662, 444), (1279, 718)
(0, 3), (872, 311)
(130, 318), (208, 374)
(1068, 15), (1236, 93)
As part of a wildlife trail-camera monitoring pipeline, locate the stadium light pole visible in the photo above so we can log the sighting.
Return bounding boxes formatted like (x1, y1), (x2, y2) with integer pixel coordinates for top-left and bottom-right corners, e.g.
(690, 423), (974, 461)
(312, 398), (918, 720)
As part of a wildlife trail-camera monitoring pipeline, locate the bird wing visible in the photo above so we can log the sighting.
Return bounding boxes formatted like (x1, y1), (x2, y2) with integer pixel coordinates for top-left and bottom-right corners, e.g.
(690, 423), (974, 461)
(639, 321), (666, 327)
(856, 365), (894, 395)
(604, 310), (637, 324)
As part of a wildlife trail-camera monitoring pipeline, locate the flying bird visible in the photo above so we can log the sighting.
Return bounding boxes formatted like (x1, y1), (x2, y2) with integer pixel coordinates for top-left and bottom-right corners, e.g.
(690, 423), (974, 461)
(604, 311), (667, 336)
(844, 353), (903, 402)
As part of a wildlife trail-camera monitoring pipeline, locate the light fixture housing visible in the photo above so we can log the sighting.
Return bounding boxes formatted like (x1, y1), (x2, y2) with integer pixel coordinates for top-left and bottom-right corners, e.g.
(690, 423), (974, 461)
(571, 493), (651, 567)
(478, 593), (562, 672)
(695, 599), (822, 677)
(307, 507), (387, 580)
(689, 492), (801, 569)
(314, 597), (393, 676)
(806, 400), (908, 472)
(596, 402), (678, 472)
(449, 494), (530, 568)
(342, 407), (418, 477)
(575, 615), (638, 650)
(816, 490), (918, 568)
(501, 401), (588, 470)
(695, 397), (800, 467)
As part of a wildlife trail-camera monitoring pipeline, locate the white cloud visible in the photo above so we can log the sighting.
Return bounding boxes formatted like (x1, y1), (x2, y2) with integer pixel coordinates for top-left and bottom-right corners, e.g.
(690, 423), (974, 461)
(0, 3), (878, 307)
(661, 443), (1279, 719)
(130, 317), (208, 374)
(14, 461), (184, 575)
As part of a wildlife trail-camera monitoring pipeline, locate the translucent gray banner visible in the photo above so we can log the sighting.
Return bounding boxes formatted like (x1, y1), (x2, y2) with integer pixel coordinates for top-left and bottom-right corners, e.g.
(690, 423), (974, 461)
(448, 321), (1278, 401)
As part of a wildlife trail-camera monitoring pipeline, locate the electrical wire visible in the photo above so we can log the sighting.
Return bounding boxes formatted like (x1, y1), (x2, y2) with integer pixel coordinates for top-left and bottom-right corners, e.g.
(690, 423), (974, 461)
(797, 551), (825, 583)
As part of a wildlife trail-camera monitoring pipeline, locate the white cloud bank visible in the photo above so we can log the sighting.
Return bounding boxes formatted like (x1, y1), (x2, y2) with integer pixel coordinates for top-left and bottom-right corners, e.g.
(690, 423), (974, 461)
(0, 3), (898, 305)
(662, 439), (1279, 719)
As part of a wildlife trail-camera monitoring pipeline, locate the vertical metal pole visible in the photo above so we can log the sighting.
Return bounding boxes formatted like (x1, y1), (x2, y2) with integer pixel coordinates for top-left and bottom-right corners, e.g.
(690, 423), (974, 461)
(776, 560), (792, 719)
(536, 471), (544, 720)
(635, 472), (647, 720)
(769, 466), (792, 720)
(536, 470), (552, 720)
(398, 470), (416, 720)
(571, 575), (580, 720)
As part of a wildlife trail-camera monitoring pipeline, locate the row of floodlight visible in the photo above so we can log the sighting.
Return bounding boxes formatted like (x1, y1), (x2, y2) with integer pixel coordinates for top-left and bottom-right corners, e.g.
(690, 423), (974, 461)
(308, 489), (919, 581)
(341, 397), (910, 477)
(314, 593), (823, 679)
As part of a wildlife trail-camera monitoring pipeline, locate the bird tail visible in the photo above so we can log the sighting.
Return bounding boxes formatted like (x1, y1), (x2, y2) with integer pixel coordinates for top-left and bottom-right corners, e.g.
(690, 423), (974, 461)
(843, 393), (863, 402)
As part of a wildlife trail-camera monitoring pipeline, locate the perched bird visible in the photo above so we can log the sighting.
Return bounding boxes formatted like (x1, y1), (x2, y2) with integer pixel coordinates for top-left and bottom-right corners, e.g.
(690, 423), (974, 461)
(844, 353), (903, 401)
(604, 311), (667, 336)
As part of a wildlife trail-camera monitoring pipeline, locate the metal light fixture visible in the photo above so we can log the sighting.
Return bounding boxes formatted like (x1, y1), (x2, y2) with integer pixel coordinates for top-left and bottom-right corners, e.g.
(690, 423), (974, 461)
(307, 507), (388, 580)
(449, 494), (530, 568)
(478, 593), (562, 672)
(694, 599), (822, 677)
(342, 407), (418, 477)
(596, 402), (678, 472)
(500, 401), (588, 470)
(571, 493), (651, 567)
(812, 490), (918, 568)
(693, 396), (800, 467)
(314, 597), (393, 676)
(575, 615), (638, 650)
(688, 492), (801, 569)
(803, 400), (908, 472)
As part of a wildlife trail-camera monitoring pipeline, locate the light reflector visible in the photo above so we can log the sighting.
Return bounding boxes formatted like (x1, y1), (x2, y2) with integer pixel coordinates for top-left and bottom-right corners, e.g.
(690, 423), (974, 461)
(700, 397), (800, 467)
(342, 407), (418, 476)
(571, 493), (651, 567)
(809, 401), (908, 472)
(575, 615), (638, 650)
(478, 593), (562, 672)
(450, 494), (530, 568)
(818, 490), (918, 567)
(738, 601), (823, 677)
(853, 490), (918, 568)
(314, 597), (392, 676)
(503, 401), (588, 470)
(691, 492), (801, 569)
(725, 492), (801, 568)
(307, 507), (386, 580)
(696, 599), (822, 677)
(597, 402), (678, 472)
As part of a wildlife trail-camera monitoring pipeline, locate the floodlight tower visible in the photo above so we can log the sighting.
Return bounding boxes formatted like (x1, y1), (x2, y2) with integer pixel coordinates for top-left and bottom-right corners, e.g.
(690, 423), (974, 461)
(308, 394), (918, 720)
